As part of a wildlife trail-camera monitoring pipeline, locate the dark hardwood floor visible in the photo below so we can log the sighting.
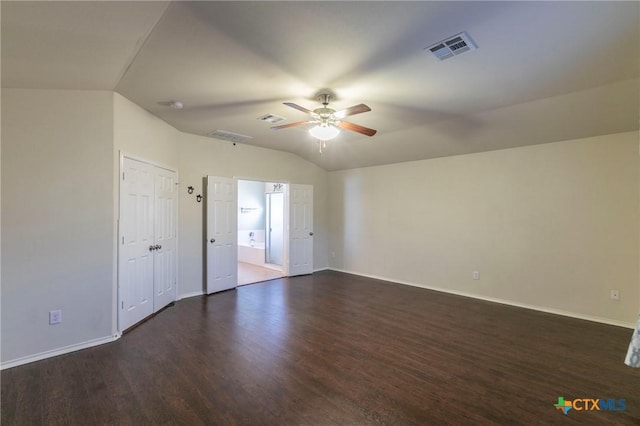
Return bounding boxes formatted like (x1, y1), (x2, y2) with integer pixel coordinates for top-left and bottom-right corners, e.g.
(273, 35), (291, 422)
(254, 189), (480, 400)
(2, 270), (639, 425)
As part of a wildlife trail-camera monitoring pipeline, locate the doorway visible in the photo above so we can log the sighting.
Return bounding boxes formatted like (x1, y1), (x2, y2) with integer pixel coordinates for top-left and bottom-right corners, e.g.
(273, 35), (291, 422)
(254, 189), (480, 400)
(237, 180), (285, 285)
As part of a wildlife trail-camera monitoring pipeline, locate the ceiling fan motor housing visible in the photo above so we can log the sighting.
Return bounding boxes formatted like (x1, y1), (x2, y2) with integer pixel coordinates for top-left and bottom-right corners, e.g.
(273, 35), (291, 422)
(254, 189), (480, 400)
(314, 107), (336, 119)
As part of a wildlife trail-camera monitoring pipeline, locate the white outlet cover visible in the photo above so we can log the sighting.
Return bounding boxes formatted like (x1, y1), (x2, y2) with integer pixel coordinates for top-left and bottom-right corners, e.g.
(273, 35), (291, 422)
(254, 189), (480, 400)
(472, 271), (480, 280)
(49, 310), (62, 325)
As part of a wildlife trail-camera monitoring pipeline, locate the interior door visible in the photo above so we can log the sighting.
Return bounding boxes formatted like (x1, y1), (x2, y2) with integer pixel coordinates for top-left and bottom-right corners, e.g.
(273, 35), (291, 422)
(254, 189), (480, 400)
(119, 158), (155, 331)
(153, 168), (178, 310)
(288, 184), (313, 276)
(206, 176), (238, 294)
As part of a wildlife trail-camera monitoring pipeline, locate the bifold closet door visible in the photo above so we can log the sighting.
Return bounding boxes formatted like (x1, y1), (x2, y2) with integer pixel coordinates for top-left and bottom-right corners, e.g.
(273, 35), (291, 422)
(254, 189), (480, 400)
(153, 168), (178, 311)
(119, 157), (177, 332)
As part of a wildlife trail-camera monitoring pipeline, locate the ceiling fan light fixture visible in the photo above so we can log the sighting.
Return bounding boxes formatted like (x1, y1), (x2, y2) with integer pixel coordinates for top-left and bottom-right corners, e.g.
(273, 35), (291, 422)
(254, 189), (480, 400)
(309, 124), (340, 141)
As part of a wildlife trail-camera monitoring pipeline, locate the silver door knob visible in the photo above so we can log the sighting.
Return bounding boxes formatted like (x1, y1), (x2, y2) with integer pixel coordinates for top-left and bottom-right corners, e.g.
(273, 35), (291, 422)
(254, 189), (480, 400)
(309, 232), (314, 236)
(210, 238), (215, 243)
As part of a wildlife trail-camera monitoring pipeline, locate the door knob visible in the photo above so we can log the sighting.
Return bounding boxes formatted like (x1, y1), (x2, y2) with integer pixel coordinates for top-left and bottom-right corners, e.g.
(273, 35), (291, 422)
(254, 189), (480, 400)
(309, 232), (314, 236)
(155, 244), (162, 250)
(149, 245), (155, 251)
(210, 238), (215, 243)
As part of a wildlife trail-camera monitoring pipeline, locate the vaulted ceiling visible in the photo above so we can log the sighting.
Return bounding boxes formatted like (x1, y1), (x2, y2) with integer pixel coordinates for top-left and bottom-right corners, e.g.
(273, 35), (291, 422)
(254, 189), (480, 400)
(2, 1), (638, 170)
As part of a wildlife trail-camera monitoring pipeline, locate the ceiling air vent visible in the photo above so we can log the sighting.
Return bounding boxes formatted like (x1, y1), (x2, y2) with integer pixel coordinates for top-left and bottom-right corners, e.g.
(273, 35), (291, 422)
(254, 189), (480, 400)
(257, 113), (285, 124)
(426, 31), (477, 61)
(207, 130), (253, 144)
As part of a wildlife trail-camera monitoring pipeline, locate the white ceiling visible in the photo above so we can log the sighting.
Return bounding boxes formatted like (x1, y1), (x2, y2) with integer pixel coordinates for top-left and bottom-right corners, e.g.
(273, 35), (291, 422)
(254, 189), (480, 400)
(2, 1), (638, 171)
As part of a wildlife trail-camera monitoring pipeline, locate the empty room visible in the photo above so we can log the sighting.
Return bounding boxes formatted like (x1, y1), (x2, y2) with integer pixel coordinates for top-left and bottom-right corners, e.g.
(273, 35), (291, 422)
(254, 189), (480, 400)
(1, 1), (639, 424)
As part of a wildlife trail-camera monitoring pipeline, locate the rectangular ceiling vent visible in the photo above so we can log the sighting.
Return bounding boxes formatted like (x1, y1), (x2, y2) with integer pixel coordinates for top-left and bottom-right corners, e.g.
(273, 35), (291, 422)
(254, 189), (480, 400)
(257, 113), (285, 124)
(426, 31), (477, 61)
(207, 130), (253, 144)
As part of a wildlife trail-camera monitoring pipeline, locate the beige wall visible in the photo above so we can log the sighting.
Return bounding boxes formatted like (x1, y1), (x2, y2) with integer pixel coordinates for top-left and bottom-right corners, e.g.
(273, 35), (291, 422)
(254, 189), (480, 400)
(1, 89), (115, 363)
(329, 132), (639, 326)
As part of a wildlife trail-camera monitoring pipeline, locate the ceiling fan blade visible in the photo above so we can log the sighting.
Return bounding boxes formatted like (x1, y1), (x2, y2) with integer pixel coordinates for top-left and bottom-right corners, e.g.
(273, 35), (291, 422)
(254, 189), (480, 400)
(271, 121), (311, 130)
(334, 103), (371, 119)
(283, 102), (314, 115)
(337, 121), (377, 137)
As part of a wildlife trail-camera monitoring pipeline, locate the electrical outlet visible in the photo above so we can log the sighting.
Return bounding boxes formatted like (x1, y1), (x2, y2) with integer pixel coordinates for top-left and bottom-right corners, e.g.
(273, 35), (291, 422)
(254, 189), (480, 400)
(472, 270), (480, 280)
(49, 310), (62, 325)
(610, 290), (620, 301)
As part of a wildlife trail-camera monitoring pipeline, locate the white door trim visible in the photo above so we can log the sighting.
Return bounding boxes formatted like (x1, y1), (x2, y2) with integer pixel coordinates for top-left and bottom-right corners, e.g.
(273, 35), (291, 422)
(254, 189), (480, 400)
(119, 151), (177, 174)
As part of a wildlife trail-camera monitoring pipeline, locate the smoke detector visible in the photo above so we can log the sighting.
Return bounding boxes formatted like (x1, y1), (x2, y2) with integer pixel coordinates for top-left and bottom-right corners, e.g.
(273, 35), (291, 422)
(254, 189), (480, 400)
(207, 130), (253, 144)
(426, 32), (477, 61)
(257, 113), (285, 124)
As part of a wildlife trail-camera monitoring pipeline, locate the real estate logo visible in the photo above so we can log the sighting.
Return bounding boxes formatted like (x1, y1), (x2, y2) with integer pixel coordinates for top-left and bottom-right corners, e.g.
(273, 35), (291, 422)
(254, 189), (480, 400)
(554, 397), (626, 415)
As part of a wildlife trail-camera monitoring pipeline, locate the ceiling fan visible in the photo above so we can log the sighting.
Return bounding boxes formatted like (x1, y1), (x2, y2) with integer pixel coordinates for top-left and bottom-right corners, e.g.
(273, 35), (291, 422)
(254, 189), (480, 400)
(271, 94), (377, 142)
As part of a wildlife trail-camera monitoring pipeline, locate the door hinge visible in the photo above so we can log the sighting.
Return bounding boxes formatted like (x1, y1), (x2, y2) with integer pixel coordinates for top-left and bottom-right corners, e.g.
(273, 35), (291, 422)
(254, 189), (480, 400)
(122, 236), (124, 244)
(122, 172), (125, 180)
(121, 301), (124, 309)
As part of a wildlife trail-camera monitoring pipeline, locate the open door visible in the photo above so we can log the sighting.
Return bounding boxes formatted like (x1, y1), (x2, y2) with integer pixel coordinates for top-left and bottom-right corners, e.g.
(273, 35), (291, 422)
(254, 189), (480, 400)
(287, 184), (313, 276)
(206, 176), (237, 294)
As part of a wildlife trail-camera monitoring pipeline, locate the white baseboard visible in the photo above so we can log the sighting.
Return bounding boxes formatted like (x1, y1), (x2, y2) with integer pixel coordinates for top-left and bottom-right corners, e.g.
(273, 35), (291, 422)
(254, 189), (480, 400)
(178, 290), (204, 300)
(313, 267), (329, 273)
(328, 268), (635, 329)
(1, 334), (119, 370)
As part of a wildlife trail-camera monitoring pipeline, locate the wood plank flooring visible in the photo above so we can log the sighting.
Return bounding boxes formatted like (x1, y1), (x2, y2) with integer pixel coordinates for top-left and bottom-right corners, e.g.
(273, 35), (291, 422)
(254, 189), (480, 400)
(2, 271), (639, 425)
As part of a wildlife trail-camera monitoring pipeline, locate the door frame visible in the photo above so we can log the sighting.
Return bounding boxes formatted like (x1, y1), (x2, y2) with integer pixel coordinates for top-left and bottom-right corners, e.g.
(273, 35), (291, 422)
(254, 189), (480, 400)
(234, 177), (313, 277)
(235, 178), (291, 276)
(117, 152), (179, 334)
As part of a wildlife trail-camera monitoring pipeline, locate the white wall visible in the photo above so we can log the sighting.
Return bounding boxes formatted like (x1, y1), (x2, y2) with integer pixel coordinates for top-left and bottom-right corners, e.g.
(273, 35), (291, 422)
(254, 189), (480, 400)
(329, 132), (639, 326)
(1, 89), (115, 364)
(113, 93), (180, 168)
(177, 132), (329, 298)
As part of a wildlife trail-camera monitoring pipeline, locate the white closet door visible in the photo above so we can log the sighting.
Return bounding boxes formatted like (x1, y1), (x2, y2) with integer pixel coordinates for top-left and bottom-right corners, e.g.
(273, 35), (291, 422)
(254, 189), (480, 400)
(287, 184), (313, 276)
(153, 168), (178, 311)
(119, 158), (155, 331)
(206, 176), (237, 294)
